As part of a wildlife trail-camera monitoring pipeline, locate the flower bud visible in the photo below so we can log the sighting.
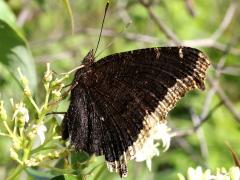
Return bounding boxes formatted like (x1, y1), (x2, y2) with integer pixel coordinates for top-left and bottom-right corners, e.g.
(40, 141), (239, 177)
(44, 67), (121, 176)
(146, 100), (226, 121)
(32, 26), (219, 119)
(10, 147), (18, 160)
(52, 89), (62, 100)
(0, 101), (7, 121)
(17, 68), (29, 87)
(53, 151), (60, 158)
(24, 86), (32, 97)
(48, 150), (60, 160)
(13, 102), (29, 127)
(18, 68), (32, 97)
(36, 154), (44, 162)
(27, 124), (38, 140)
(12, 140), (21, 150)
(52, 74), (69, 87)
(44, 63), (53, 82)
(24, 158), (39, 167)
(36, 124), (47, 145)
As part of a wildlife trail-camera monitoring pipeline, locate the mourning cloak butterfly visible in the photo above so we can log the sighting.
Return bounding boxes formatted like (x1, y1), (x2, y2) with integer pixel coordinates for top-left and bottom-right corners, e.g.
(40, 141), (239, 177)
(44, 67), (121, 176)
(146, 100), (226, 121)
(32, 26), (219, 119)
(62, 46), (210, 177)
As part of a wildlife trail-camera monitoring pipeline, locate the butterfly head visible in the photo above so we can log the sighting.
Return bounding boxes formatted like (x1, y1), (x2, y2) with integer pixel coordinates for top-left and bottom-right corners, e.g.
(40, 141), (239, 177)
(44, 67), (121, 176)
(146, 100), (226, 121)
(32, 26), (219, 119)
(73, 49), (96, 86)
(82, 49), (95, 66)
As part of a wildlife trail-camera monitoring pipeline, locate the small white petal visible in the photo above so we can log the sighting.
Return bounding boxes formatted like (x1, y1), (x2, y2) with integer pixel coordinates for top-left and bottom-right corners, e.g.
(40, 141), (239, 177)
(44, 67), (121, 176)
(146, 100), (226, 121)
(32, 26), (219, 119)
(183, 166), (240, 180)
(187, 167), (196, 180)
(18, 106), (29, 122)
(13, 102), (29, 123)
(134, 122), (172, 171)
(195, 167), (203, 180)
(229, 167), (240, 180)
(135, 139), (154, 162)
(203, 169), (212, 179)
(152, 123), (171, 151)
(146, 159), (152, 171)
(37, 124), (47, 145)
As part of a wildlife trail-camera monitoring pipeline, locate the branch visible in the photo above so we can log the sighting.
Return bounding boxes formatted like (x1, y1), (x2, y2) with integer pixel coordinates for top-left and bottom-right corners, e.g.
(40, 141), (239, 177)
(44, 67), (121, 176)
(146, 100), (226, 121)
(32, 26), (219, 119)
(30, 28), (240, 56)
(185, 0), (195, 17)
(209, 77), (240, 123)
(211, 0), (238, 41)
(139, 0), (180, 44)
(174, 101), (223, 137)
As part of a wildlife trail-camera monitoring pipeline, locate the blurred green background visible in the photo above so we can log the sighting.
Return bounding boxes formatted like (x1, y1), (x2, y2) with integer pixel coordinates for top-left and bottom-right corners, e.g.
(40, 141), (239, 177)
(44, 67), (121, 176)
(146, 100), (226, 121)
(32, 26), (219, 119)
(0, 0), (239, 179)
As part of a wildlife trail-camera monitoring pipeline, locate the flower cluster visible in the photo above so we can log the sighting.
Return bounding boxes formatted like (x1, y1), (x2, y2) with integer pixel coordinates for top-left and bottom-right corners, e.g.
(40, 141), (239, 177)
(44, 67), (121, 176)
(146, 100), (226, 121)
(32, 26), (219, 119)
(0, 63), (73, 179)
(24, 149), (67, 167)
(178, 166), (240, 180)
(135, 122), (172, 171)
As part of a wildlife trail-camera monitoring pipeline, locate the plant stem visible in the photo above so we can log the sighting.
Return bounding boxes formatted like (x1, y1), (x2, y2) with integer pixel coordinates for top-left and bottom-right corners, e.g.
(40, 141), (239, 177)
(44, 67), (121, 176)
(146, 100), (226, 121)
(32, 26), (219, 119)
(0, 132), (11, 137)
(31, 146), (57, 155)
(29, 97), (40, 113)
(23, 141), (33, 161)
(7, 165), (24, 180)
(3, 121), (14, 137)
(44, 83), (50, 111)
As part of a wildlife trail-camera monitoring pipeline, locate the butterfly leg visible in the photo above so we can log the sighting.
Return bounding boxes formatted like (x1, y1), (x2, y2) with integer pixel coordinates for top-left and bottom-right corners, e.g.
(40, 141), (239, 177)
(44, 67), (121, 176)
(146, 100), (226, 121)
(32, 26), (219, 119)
(49, 82), (79, 106)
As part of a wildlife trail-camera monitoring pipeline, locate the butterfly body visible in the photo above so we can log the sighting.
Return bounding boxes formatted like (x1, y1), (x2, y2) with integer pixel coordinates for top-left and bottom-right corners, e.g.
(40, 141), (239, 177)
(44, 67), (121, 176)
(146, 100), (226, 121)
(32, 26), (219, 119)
(62, 47), (210, 177)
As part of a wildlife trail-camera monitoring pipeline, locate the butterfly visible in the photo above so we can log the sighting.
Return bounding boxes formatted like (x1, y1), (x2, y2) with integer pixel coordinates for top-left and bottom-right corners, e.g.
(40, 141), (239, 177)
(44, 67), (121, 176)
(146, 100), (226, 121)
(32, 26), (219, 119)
(61, 46), (210, 177)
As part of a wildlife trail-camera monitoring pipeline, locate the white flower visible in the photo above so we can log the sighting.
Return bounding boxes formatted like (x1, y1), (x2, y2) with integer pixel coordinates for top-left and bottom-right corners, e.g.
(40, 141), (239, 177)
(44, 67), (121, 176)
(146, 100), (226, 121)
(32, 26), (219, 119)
(229, 167), (240, 180)
(0, 101), (7, 121)
(13, 102), (29, 123)
(44, 63), (53, 82)
(24, 158), (39, 167)
(37, 124), (47, 145)
(32, 124), (47, 148)
(152, 123), (171, 151)
(188, 167), (204, 180)
(135, 122), (171, 171)
(135, 139), (159, 171)
(178, 166), (240, 180)
(10, 147), (18, 160)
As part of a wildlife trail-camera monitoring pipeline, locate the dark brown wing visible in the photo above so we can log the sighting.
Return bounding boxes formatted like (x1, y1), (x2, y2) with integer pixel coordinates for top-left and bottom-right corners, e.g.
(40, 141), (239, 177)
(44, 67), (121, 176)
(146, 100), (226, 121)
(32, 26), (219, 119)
(62, 47), (210, 177)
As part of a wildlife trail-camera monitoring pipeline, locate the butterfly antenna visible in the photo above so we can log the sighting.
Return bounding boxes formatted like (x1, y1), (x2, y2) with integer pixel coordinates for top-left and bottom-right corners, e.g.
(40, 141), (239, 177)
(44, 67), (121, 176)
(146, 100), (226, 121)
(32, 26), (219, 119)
(94, 1), (110, 56)
(95, 22), (131, 59)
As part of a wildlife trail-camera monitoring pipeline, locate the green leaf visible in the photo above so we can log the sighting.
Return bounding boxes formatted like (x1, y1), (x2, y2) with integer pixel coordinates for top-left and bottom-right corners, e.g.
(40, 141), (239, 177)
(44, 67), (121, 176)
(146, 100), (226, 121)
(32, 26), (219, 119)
(26, 167), (54, 179)
(0, 19), (37, 93)
(50, 174), (79, 180)
(0, 0), (24, 40)
(70, 151), (90, 170)
(0, 0), (17, 30)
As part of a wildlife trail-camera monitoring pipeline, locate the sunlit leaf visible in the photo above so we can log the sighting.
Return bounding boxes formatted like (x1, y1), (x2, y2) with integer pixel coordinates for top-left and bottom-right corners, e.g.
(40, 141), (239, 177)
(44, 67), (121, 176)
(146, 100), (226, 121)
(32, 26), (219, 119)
(0, 0), (25, 40)
(26, 167), (54, 179)
(0, 0), (17, 29)
(0, 20), (37, 93)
